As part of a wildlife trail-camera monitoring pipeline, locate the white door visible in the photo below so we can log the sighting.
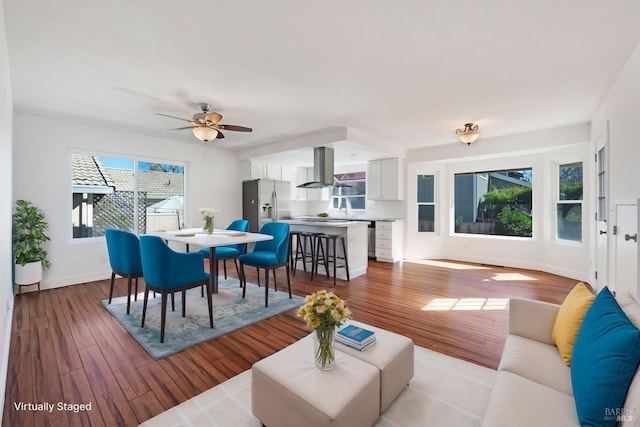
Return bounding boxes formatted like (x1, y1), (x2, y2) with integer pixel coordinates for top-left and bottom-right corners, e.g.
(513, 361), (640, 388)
(613, 203), (638, 296)
(595, 125), (609, 290)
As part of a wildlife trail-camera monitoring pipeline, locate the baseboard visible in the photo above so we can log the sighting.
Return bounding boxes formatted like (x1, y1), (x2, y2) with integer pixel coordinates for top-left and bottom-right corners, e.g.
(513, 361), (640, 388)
(0, 298), (13, 422)
(19, 270), (112, 293)
(400, 252), (587, 283)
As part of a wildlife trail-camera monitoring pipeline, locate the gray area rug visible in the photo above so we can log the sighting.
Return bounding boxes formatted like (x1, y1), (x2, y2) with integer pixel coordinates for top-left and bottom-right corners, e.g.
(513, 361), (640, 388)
(102, 278), (304, 359)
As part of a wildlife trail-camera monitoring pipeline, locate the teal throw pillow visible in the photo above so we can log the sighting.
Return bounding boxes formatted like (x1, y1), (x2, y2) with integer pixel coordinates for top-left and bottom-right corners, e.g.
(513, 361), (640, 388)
(571, 286), (640, 427)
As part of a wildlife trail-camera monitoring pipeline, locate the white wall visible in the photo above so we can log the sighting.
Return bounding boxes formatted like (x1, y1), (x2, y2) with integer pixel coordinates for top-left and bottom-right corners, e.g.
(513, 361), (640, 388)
(592, 41), (640, 297)
(12, 113), (243, 289)
(0, 1), (14, 420)
(404, 124), (591, 282)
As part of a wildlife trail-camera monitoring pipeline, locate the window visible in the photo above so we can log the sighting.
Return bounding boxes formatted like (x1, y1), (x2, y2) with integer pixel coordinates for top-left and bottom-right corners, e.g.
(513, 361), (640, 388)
(417, 175), (435, 232)
(331, 172), (366, 210)
(557, 162), (583, 242)
(597, 147), (606, 222)
(72, 153), (185, 238)
(454, 168), (533, 237)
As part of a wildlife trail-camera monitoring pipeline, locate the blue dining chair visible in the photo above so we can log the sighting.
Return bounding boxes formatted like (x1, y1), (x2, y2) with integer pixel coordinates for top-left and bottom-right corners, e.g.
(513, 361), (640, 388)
(239, 222), (291, 307)
(139, 235), (213, 343)
(199, 219), (249, 283)
(105, 229), (143, 315)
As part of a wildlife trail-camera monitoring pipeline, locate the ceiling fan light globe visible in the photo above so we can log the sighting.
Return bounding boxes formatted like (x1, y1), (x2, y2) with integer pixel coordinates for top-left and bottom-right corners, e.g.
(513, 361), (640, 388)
(457, 131), (480, 144)
(192, 126), (218, 142)
(456, 123), (480, 145)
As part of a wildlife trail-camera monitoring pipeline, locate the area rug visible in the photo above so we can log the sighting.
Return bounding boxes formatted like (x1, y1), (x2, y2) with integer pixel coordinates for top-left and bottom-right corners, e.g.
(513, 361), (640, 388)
(140, 345), (497, 426)
(102, 278), (305, 359)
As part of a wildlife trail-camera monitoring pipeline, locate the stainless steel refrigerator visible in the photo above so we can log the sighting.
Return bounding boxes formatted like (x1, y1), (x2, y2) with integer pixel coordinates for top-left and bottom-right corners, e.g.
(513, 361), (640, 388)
(242, 179), (292, 232)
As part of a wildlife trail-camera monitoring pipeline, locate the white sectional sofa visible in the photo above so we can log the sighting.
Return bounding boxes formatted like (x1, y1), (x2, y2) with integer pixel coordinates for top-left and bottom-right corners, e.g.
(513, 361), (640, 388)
(482, 293), (640, 427)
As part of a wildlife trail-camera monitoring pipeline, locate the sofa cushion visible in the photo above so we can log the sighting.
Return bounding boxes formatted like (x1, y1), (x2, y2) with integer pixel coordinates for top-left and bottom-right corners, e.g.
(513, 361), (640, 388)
(498, 335), (572, 396)
(571, 287), (640, 427)
(617, 293), (640, 427)
(481, 371), (579, 427)
(551, 282), (594, 366)
(617, 292), (640, 328)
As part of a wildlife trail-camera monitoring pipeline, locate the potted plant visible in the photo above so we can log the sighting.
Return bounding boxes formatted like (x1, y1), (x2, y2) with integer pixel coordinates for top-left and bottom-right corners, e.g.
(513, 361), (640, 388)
(13, 199), (51, 286)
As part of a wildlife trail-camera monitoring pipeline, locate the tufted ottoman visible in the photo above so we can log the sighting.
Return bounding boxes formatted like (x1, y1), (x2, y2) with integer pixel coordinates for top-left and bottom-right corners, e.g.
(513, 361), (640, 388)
(335, 320), (414, 413)
(252, 335), (380, 427)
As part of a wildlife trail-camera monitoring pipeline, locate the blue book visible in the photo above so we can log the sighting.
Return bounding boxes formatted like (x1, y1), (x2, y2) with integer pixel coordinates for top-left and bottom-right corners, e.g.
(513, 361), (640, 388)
(338, 325), (375, 343)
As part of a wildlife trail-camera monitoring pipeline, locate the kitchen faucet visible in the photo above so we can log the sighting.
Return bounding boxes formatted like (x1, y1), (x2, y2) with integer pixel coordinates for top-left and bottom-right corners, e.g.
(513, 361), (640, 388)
(340, 199), (350, 218)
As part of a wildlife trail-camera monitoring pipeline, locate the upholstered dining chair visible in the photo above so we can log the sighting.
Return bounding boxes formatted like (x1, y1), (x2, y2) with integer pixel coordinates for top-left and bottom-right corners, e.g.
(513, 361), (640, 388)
(239, 222), (291, 307)
(199, 219), (249, 284)
(105, 229), (144, 315)
(139, 235), (213, 343)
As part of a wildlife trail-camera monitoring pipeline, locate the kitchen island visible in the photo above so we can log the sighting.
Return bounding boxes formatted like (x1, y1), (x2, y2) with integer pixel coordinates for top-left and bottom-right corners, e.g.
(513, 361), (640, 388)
(284, 220), (369, 280)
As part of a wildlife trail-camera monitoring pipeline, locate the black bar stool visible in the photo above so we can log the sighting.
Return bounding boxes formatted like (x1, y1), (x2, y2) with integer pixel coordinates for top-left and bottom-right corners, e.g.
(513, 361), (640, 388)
(312, 233), (350, 286)
(311, 233), (330, 281)
(290, 231), (314, 275)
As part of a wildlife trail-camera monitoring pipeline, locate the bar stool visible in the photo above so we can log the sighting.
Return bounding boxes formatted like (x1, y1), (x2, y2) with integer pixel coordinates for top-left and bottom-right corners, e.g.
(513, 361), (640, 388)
(311, 233), (330, 281)
(312, 233), (350, 286)
(290, 231), (315, 275)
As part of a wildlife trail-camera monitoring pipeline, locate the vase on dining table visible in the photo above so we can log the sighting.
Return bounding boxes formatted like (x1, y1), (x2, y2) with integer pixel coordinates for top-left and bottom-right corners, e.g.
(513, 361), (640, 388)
(203, 216), (214, 234)
(314, 326), (336, 370)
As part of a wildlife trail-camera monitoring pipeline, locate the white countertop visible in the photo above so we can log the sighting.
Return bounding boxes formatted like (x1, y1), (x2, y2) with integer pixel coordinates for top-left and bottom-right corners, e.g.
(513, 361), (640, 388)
(284, 219), (369, 227)
(292, 216), (404, 222)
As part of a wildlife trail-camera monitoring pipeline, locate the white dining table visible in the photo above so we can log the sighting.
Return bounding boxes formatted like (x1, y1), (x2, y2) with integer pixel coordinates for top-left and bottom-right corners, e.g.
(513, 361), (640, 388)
(149, 228), (273, 294)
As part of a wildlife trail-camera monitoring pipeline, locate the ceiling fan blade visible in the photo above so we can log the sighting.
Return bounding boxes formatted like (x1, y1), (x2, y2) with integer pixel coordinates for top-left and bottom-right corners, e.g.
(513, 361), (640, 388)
(168, 126), (197, 131)
(216, 131), (225, 139)
(205, 112), (222, 124)
(155, 113), (192, 123)
(217, 124), (252, 132)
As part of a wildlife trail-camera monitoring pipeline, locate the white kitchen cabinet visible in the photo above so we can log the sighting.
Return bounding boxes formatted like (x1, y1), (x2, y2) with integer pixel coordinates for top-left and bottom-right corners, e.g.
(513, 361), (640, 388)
(293, 167), (310, 200)
(367, 158), (403, 200)
(375, 220), (404, 262)
(250, 161), (266, 179)
(294, 167), (328, 201)
(250, 161), (283, 180)
(265, 163), (282, 180)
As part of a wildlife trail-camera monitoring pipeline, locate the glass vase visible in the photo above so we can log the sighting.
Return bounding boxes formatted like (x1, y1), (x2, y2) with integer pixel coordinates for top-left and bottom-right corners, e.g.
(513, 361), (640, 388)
(314, 327), (336, 370)
(203, 216), (214, 234)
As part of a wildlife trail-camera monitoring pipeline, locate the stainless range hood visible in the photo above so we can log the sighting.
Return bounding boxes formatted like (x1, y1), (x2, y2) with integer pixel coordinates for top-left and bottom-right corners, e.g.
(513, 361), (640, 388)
(297, 147), (336, 188)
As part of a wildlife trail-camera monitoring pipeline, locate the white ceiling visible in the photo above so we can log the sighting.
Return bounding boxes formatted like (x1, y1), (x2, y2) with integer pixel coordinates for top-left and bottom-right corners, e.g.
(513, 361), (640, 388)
(4, 1), (640, 166)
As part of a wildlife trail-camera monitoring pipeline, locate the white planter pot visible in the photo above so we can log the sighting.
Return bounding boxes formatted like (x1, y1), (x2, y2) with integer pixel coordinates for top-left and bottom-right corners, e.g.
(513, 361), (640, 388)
(15, 261), (43, 285)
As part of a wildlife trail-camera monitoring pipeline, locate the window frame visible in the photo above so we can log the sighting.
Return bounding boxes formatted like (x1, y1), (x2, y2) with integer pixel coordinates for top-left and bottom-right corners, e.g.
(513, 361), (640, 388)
(417, 173), (436, 233)
(555, 160), (583, 244)
(70, 150), (187, 240)
(452, 167), (534, 238)
(330, 172), (367, 211)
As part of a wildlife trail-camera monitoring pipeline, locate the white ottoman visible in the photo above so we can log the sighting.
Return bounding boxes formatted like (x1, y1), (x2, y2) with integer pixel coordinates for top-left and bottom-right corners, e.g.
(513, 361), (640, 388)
(252, 335), (380, 427)
(335, 320), (414, 412)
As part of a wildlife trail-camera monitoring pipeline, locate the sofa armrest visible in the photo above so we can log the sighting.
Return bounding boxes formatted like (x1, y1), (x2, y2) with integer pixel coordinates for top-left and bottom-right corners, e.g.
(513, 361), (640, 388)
(508, 298), (560, 346)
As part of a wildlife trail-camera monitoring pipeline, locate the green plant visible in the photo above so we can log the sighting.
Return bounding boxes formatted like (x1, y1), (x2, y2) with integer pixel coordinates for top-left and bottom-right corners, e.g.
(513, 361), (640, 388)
(482, 186), (532, 207)
(494, 207), (532, 237)
(13, 200), (51, 268)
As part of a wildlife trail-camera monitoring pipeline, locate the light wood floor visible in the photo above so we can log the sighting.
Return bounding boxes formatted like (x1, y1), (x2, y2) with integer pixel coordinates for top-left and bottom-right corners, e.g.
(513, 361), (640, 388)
(2, 259), (578, 426)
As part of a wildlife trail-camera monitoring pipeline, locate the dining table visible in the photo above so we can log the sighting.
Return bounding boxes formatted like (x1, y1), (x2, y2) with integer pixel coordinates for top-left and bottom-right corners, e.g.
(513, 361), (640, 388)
(149, 227), (273, 294)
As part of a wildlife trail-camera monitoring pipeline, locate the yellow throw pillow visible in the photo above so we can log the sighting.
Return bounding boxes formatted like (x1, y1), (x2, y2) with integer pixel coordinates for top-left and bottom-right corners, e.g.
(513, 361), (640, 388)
(551, 282), (595, 366)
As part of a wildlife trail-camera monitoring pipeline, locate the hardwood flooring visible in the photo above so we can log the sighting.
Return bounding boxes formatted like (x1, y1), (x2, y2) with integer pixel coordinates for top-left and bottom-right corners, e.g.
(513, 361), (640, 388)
(2, 259), (578, 426)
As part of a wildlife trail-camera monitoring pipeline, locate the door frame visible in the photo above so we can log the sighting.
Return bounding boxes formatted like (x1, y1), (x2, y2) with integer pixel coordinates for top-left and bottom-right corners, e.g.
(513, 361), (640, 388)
(594, 122), (609, 290)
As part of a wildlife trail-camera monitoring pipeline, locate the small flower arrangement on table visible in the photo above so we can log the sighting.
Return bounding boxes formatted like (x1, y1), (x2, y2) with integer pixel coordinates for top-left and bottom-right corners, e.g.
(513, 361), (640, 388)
(297, 289), (351, 370)
(199, 208), (219, 234)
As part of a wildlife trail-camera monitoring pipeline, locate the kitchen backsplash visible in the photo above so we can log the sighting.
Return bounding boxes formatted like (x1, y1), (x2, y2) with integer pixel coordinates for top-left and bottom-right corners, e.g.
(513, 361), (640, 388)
(291, 199), (406, 220)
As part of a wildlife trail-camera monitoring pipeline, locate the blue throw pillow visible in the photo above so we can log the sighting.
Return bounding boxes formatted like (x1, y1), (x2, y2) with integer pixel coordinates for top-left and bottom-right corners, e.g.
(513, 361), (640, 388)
(571, 286), (640, 427)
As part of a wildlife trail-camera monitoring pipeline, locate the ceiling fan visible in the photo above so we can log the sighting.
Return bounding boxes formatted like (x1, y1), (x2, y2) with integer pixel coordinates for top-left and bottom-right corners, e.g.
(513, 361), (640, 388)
(156, 103), (252, 142)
